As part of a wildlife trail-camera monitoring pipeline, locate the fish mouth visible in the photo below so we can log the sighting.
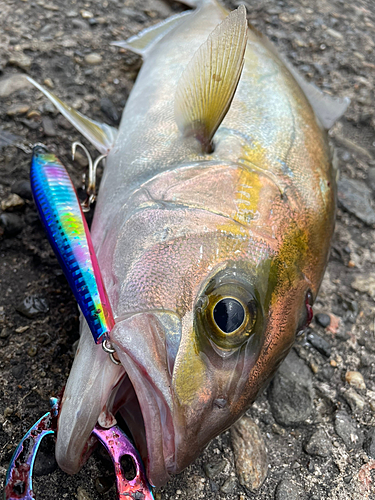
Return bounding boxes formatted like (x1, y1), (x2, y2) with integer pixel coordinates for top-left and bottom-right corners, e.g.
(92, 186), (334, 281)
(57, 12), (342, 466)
(113, 348), (175, 487)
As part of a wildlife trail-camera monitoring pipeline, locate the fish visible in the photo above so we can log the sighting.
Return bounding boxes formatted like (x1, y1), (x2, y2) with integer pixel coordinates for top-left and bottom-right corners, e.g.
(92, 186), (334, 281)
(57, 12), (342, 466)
(24, 0), (349, 488)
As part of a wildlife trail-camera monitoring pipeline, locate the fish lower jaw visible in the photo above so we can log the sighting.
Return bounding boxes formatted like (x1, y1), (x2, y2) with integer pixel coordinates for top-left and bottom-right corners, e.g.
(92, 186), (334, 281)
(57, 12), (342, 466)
(111, 356), (175, 488)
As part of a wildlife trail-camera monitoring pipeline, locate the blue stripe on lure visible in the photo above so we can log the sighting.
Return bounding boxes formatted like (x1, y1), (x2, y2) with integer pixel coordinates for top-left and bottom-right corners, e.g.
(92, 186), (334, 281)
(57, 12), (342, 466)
(30, 145), (114, 344)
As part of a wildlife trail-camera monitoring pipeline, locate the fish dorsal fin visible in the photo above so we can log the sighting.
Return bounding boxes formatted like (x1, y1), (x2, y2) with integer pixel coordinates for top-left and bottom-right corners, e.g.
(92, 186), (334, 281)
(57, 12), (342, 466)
(174, 5), (247, 152)
(26, 77), (117, 154)
(285, 67), (350, 129)
(111, 11), (193, 58)
(247, 25), (349, 129)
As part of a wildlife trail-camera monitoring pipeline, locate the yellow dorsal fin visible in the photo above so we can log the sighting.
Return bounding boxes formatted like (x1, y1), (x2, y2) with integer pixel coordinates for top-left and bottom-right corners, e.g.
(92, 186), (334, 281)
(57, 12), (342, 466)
(174, 4), (247, 152)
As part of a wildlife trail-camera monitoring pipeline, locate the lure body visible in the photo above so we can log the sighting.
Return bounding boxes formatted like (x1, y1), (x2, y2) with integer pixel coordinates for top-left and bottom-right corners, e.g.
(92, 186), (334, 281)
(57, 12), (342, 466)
(30, 147), (114, 343)
(23, 0), (347, 489)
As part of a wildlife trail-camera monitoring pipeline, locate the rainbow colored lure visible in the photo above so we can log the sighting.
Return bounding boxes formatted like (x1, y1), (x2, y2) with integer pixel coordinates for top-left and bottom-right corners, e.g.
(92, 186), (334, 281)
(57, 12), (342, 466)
(30, 145), (114, 344)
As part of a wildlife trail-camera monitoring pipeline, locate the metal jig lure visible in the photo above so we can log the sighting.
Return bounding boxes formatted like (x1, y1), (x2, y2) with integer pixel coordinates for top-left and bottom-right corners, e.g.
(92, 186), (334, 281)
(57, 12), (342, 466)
(5, 145), (153, 500)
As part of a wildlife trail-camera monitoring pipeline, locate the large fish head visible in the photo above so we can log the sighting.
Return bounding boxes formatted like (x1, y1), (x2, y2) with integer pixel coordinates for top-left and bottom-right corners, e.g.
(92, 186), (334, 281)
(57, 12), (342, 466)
(56, 162), (317, 487)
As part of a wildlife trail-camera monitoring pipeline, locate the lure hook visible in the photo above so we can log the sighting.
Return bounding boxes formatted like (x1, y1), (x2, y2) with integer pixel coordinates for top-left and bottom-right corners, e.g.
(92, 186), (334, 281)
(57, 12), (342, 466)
(71, 141), (106, 212)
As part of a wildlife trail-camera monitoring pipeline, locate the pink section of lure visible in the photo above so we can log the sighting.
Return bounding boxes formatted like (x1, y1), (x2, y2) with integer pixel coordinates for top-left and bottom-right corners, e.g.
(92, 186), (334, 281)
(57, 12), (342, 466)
(30, 145), (114, 343)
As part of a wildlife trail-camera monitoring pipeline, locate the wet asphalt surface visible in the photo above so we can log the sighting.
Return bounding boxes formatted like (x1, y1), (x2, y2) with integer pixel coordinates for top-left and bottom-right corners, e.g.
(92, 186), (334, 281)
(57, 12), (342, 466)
(1, 0), (375, 499)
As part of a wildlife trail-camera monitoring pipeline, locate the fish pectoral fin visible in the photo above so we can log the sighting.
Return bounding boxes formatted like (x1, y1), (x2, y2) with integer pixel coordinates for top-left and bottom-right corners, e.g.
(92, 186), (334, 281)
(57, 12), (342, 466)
(174, 4), (247, 152)
(111, 10), (193, 57)
(26, 77), (117, 154)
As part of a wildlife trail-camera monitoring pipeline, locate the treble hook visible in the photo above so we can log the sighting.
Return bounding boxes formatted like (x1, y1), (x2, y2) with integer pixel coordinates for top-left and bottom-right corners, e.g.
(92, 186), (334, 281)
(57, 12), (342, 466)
(71, 141), (106, 212)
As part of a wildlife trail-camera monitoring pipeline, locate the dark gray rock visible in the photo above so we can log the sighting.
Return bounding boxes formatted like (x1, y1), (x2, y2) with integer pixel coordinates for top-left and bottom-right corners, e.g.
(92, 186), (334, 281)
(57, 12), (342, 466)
(11, 364), (26, 380)
(203, 459), (227, 479)
(220, 476), (237, 494)
(100, 97), (120, 124)
(334, 411), (364, 449)
(42, 117), (57, 137)
(275, 479), (306, 500)
(0, 213), (24, 236)
(304, 429), (331, 457)
(11, 180), (32, 200)
(315, 312), (330, 328)
(269, 350), (313, 426)
(338, 178), (375, 226)
(307, 331), (332, 357)
(16, 295), (49, 319)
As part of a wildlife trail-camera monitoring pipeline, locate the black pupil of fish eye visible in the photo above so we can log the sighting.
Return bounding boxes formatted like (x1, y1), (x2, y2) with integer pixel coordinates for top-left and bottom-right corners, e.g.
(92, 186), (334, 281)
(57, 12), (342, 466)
(213, 298), (245, 333)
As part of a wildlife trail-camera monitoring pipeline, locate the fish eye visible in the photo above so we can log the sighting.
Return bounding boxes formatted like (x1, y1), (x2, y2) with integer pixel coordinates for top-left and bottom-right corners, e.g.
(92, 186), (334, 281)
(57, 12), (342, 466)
(212, 298), (245, 333)
(196, 280), (259, 350)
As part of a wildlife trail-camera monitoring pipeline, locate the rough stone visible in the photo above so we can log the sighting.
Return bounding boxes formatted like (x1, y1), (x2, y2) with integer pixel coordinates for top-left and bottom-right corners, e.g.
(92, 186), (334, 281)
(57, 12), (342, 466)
(275, 479), (306, 500)
(315, 312), (331, 328)
(0, 74), (31, 97)
(338, 178), (375, 226)
(220, 476), (237, 494)
(368, 428), (375, 459)
(345, 371), (366, 390)
(269, 350), (313, 426)
(16, 295), (49, 318)
(8, 53), (32, 71)
(351, 274), (375, 299)
(307, 331), (332, 357)
(230, 416), (268, 491)
(203, 459), (227, 479)
(0, 213), (24, 236)
(42, 117), (57, 137)
(6, 104), (30, 116)
(334, 411), (364, 449)
(304, 429), (332, 457)
(84, 53), (103, 65)
(343, 388), (366, 412)
(11, 180), (32, 200)
(1, 193), (25, 211)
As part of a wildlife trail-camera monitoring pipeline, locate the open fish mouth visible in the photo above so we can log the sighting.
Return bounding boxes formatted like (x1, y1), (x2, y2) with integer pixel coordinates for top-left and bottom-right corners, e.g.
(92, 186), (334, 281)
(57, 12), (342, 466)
(113, 348), (175, 487)
(55, 313), (176, 488)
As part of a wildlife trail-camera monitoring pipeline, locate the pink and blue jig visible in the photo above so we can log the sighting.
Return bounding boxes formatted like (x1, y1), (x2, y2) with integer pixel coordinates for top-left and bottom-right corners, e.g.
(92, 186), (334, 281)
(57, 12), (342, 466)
(30, 145), (114, 344)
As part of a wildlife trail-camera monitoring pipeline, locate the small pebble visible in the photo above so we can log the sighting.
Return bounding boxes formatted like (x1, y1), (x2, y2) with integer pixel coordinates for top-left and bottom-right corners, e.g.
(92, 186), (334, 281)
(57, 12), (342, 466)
(345, 371), (366, 390)
(307, 331), (332, 357)
(80, 9), (94, 18)
(0, 74), (31, 97)
(315, 312), (330, 328)
(203, 459), (227, 479)
(11, 180), (32, 200)
(1, 193), (25, 211)
(0, 213), (24, 236)
(6, 104), (30, 116)
(42, 117), (57, 137)
(304, 429), (332, 457)
(100, 97), (120, 124)
(27, 346), (38, 357)
(16, 295), (49, 318)
(8, 53), (32, 70)
(334, 411), (364, 449)
(43, 78), (54, 88)
(220, 476), (237, 494)
(343, 388), (365, 412)
(77, 487), (91, 500)
(367, 428), (375, 459)
(275, 479), (306, 500)
(0, 327), (9, 338)
(84, 53), (102, 65)
(11, 364), (25, 379)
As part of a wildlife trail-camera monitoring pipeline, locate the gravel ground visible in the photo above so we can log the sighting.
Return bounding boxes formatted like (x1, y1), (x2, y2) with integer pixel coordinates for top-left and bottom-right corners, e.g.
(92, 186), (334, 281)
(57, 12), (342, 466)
(1, 0), (375, 499)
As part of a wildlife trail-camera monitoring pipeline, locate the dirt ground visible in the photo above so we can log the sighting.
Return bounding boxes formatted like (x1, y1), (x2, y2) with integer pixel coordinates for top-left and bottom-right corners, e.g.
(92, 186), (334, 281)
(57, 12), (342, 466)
(1, 0), (375, 499)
